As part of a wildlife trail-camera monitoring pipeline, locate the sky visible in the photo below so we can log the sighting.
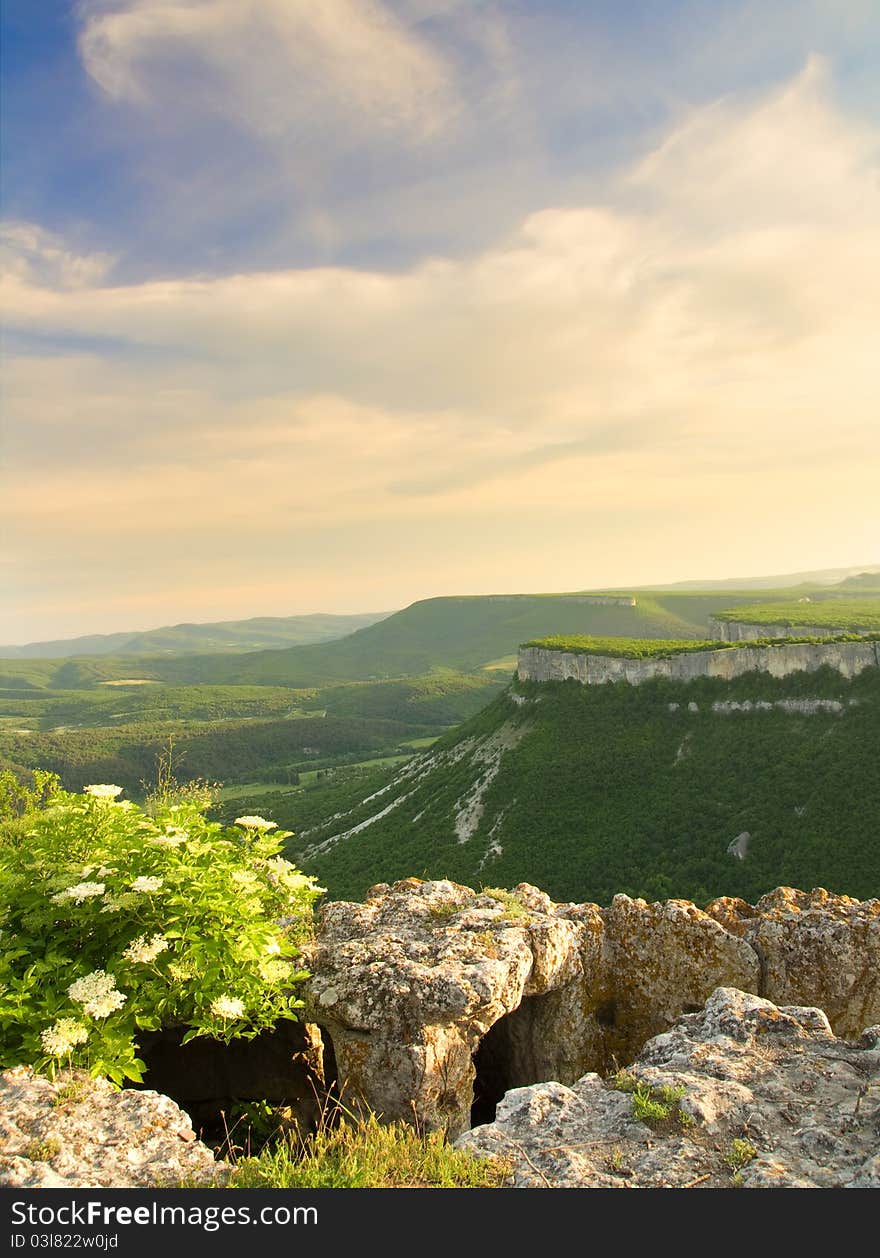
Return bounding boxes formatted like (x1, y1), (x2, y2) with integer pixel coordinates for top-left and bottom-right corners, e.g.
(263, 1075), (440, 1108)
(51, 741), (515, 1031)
(1, 0), (879, 643)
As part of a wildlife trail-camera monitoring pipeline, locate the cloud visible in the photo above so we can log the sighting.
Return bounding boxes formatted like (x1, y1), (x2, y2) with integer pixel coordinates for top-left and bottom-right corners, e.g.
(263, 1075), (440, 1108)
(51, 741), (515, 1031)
(77, 0), (457, 140)
(3, 59), (879, 635)
(0, 222), (116, 290)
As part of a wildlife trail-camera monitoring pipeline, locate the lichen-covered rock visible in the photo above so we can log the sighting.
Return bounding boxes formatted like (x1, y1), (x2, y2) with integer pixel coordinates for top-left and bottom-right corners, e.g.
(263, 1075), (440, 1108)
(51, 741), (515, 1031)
(747, 887), (879, 1037)
(0, 1068), (227, 1189)
(457, 988), (880, 1187)
(309, 878), (578, 1136)
(601, 894), (760, 1062)
(308, 880), (879, 1137)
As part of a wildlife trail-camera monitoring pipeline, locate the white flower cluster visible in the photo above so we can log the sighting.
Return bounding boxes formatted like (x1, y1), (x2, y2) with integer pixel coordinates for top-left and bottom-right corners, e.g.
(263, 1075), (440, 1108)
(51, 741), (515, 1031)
(234, 815), (277, 831)
(231, 869), (258, 885)
(52, 881), (106, 904)
(130, 876), (163, 894)
(211, 995), (246, 1019)
(68, 970), (127, 1019)
(122, 933), (169, 964)
(151, 826), (187, 847)
(84, 784), (123, 799)
(259, 959), (290, 984)
(40, 1018), (89, 1057)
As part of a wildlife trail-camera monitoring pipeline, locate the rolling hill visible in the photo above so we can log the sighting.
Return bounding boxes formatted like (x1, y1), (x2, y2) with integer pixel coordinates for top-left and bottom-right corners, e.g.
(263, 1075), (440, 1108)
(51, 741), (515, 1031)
(0, 611), (391, 660)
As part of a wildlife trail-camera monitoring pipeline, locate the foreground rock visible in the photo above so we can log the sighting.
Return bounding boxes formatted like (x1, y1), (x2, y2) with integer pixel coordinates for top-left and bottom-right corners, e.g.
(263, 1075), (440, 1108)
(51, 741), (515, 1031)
(0, 1068), (227, 1188)
(457, 987), (880, 1187)
(309, 880), (879, 1136)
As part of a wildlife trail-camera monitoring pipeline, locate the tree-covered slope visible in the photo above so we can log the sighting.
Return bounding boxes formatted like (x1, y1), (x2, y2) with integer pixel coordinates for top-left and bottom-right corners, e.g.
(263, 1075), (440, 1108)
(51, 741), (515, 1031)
(281, 665), (880, 906)
(0, 671), (506, 795)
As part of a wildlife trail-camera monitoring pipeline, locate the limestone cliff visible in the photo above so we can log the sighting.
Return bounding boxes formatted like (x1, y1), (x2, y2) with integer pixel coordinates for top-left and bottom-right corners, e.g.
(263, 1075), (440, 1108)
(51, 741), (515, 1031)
(709, 617), (852, 641)
(518, 638), (880, 686)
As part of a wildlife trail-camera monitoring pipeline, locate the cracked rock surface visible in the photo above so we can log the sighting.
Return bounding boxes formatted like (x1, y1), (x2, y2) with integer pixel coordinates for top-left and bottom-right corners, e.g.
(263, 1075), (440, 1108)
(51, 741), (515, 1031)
(456, 987), (880, 1188)
(0, 1067), (227, 1188)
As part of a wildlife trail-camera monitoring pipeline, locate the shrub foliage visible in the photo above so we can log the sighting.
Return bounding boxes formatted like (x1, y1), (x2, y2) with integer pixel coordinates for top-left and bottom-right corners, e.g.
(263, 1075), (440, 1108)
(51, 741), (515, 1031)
(0, 778), (323, 1085)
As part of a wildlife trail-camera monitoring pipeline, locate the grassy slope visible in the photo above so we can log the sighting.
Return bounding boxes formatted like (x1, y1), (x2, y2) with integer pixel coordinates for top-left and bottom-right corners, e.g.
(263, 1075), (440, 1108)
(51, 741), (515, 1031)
(276, 665), (880, 906)
(712, 598), (880, 631)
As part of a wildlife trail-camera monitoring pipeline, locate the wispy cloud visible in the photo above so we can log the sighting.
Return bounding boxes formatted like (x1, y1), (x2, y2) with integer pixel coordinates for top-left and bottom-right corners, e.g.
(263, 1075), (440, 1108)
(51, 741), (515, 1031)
(0, 221), (117, 289)
(77, 0), (459, 140)
(3, 57), (879, 636)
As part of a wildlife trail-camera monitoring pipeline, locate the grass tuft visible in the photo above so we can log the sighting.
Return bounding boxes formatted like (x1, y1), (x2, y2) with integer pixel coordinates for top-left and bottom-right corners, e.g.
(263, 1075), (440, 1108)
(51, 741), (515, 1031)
(230, 1112), (511, 1189)
(725, 1138), (758, 1171)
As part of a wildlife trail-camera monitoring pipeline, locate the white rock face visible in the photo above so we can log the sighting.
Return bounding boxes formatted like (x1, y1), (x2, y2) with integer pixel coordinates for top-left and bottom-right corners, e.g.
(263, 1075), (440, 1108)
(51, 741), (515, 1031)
(708, 617), (853, 641)
(518, 640), (879, 686)
(0, 1068), (227, 1188)
(457, 988), (880, 1188)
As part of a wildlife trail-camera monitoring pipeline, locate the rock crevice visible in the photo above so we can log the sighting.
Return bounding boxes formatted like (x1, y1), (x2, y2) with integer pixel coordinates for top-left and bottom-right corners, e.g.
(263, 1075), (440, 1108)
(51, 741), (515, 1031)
(457, 987), (880, 1188)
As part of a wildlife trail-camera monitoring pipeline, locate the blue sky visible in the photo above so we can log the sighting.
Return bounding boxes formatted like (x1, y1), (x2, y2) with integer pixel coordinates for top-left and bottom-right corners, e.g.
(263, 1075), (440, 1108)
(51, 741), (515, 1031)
(1, 1), (879, 640)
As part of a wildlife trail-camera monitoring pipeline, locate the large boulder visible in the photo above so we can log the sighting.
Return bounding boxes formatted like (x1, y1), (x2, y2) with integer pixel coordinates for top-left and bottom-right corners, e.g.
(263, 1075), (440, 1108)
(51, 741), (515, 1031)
(307, 880), (879, 1138)
(457, 987), (880, 1188)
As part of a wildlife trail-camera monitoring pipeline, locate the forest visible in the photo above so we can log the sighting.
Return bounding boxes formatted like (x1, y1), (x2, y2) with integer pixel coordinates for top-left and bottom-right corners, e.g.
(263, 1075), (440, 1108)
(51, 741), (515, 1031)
(274, 663), (880, 907)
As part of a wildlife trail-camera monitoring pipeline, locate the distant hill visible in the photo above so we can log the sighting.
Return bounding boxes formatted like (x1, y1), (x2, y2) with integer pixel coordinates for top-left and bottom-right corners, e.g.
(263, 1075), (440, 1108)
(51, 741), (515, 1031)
(281, 661), (880, 906)
(0, 612), (391, 660)
(648, 563), (880, 591)
(834, 572), (880, 593)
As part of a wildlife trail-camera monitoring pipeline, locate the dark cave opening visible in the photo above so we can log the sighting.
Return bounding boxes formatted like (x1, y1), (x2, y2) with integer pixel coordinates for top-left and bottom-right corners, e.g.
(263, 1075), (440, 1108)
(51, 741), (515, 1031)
(133, 1020), (330, 1152)
(471, 994), (546, 1128)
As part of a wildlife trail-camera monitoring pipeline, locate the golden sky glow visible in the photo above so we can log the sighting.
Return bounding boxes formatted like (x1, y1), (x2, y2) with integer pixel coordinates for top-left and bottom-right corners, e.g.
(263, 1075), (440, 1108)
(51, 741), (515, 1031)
(2, 5), (878, 640)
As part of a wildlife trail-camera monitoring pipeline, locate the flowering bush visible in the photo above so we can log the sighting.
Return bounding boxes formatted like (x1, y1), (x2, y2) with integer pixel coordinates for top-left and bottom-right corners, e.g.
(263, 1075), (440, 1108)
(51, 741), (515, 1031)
(0, 785), (323, 1085)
